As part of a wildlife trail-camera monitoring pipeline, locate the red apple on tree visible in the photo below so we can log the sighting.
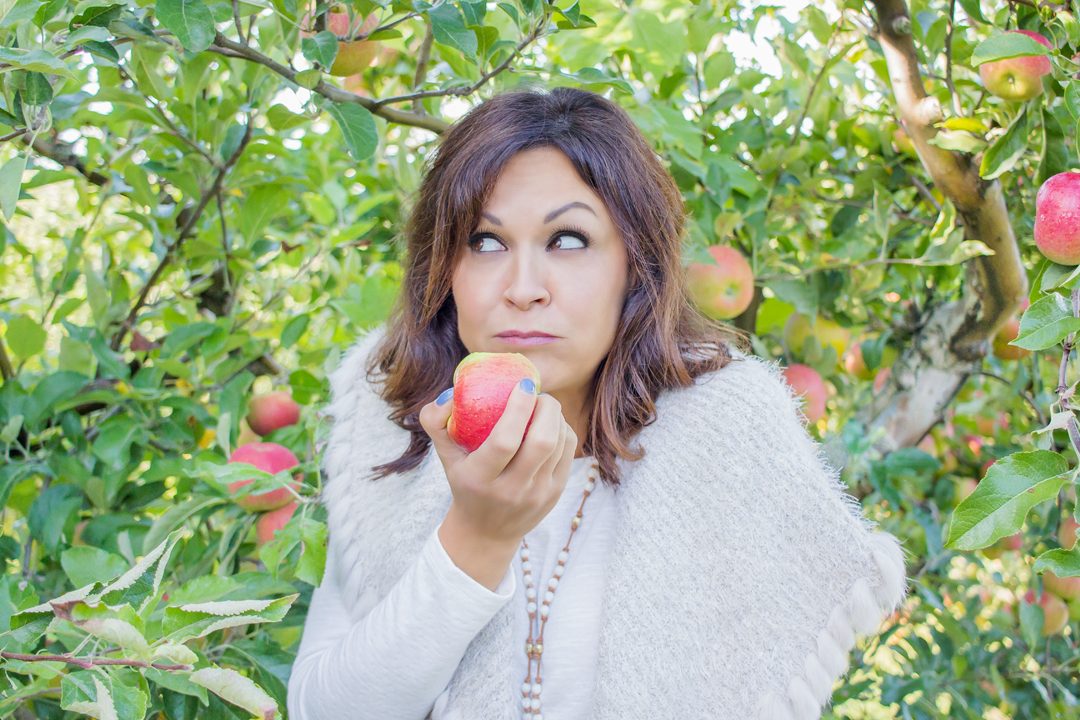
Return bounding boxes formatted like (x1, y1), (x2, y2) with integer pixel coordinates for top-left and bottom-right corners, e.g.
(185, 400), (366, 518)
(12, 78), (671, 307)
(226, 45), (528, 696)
(1059, 515), (1079, 550)
(781, 363), (828, 424)
(1043, 570), (1080, 601)
(300, 4), (381, 77)
(227, 442), (303, 511)
(1035, 171), (1080, 265)
(246, 390), (301, 436)
(257, 502), (299, 546)
(978, 29), (1053, 102)
(784, 313), (851, 366)
(992, 298), (1031, 360)
(685, 245), (755, 320)
(1024, 589), (1070, 636)
(447, 353), (542, 453)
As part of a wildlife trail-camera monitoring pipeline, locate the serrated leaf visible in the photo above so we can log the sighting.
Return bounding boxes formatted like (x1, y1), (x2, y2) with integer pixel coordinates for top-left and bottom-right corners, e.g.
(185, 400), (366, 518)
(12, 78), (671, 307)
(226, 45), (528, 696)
(1033, 547), (1080, 578)
(163, 593), (297, 642)
(324, 101), (377, 162)
(64, 676), (118, 720)
(980, 107), (1031, 180)
(78, 617), (151, 660)
(945, 451), (1070, 550)
(189, 667), (277, 720)
(971, 31), (1052, 67)
(88, 528), (184, 612)
(1014, 292), (1080, 350)
(154, 0), (215, 52)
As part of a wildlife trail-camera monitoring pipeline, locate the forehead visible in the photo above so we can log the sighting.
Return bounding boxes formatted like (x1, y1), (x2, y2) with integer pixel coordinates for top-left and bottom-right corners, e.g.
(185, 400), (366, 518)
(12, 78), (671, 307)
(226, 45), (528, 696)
(482, 147), (607, 218)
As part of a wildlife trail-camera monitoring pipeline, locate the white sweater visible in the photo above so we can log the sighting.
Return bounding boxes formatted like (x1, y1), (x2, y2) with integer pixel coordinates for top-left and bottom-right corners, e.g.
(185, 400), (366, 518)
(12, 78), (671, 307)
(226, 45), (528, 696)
(288, 323), (910, 720)
(287, 453), (613, 719)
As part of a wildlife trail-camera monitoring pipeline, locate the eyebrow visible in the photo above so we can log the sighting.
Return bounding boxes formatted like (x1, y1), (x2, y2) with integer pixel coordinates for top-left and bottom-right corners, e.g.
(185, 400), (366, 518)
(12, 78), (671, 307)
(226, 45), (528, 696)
(481, 201), (597, 226)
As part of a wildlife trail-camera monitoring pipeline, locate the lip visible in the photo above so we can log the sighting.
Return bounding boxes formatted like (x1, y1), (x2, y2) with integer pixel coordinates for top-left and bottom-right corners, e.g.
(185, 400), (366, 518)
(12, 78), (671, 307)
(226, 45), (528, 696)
(496, 335), (560, 346)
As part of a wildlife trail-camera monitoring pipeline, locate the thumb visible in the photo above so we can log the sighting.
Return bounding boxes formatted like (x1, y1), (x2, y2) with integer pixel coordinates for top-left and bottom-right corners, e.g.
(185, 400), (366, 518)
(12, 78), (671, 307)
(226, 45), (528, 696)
(419, 386), (467, 463)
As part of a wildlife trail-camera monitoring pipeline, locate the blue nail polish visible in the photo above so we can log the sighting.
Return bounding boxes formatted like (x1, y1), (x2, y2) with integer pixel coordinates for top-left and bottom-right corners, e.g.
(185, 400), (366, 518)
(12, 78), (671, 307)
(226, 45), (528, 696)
(519, 378), (536, 394)
(436, 387), (454, 405)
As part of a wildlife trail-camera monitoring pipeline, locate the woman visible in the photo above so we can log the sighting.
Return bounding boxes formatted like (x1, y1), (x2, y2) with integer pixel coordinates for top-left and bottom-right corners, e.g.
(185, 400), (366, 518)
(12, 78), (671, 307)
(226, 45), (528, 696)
(287, 85), (908, 720)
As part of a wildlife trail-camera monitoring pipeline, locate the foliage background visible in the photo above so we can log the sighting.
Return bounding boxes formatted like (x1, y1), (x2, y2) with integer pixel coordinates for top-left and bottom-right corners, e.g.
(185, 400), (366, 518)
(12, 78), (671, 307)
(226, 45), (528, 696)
(1, 0), (1080, 717)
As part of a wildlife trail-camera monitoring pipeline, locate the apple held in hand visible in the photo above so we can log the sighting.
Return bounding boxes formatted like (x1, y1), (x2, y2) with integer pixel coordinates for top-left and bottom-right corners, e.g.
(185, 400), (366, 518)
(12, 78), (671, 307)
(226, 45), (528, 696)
(227, 442), (303, 511)
(246, 390), (301, 436)
(685, 245), (755, 320)
(781, 363), (827, 424)
(979, 29), (1053, 102)
(1035, 171), (1080, 265)
(447, 352), (541, 453)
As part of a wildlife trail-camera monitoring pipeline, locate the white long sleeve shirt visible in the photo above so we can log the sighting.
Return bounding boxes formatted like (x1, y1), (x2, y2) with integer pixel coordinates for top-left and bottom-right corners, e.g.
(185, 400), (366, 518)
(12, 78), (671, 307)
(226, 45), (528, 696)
(287, 454), (616, 720)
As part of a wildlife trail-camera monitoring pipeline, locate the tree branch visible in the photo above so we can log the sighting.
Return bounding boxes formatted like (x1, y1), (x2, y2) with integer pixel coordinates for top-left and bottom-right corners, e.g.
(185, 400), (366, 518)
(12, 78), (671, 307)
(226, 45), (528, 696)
(0, 650), (191, 672)
(110, 117), (254, 352)
(208, 32), (448, 134)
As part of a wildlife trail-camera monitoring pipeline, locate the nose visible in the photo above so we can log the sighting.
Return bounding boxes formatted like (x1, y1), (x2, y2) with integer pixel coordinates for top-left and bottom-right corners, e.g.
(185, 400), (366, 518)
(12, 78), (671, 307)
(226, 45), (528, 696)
(503, 246), (551, 309)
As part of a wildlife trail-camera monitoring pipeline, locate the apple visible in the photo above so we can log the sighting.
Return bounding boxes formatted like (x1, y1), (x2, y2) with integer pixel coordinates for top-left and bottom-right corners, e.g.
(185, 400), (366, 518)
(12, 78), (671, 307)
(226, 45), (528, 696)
(300, 5), (380, 77)
(842, 340), (896, 380)
(227, 442), (303, 511)
(981, 531), (1022, 559)
(1024, 589), (1070, 636)
(1059, 516), (1079, 550)
(784, 313), (851, 364)
(256, 502), (298, 546)
(1035, 171), (1080, 265)
(1069, 597), (1080, 622)
(1044, 569), (1080, 601)
(978, 29), (1053, 102)
(685, 245), (755, 320)
(447, 352), (542, 453)
(992, 298), (1031, 360)
(781, 363), (828, 424)
(246, 390), (301, 436)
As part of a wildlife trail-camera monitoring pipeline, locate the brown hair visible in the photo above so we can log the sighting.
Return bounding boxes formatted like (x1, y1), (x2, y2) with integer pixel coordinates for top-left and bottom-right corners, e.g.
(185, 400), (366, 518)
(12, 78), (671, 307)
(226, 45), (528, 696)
(364, 84), (750, 488)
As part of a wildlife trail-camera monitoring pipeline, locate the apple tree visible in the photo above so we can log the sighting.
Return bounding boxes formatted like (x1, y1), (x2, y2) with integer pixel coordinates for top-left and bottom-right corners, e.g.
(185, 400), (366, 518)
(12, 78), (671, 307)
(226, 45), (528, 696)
(1, 0), (1079, 717)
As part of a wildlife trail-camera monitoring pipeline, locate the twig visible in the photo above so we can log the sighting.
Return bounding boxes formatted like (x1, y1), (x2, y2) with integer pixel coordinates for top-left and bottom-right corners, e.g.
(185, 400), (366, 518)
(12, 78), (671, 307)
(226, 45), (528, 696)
(110, 118), (255, 352)
(0, 650), (191, 672)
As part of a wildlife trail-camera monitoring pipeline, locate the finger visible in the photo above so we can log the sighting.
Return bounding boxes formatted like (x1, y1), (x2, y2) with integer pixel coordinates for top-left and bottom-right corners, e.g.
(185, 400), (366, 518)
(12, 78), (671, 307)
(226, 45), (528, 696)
(419, 387), (468, 465)
(471, 379), (542, 478)
(504, 393), (563, 481)
(531, 417), (568, 499)
(548, 421), (577, 491)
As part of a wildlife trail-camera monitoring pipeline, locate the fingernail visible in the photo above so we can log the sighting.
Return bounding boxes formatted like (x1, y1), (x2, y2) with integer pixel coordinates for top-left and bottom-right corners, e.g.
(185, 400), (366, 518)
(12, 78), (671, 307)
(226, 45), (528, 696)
(436, 387), (454, 405)
(519, 378), (536, 394)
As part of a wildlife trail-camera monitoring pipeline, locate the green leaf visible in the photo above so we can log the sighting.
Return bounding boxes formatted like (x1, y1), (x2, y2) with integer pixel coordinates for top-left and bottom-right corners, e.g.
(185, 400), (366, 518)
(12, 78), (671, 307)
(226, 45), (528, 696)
(958, 0), (986, 23)
(61, 546), (128, 587)
(62, 674), (119, 720)
(428, 2), (477, 60)
(89, 528), (184, 613)
(324, 101), (377, 162)
(980, 107), (1031, 180)
(296, 517), (327, 585)
(1033, 547), (1080, 578)
(294, 67), (323, 90)
(945, 451), (1070, 550)
(971, 31), (1052, 67)
(163, 594), (297, 642)
(302, 30), (338, 69)
(0, 153), (26, 221)
(29, 484), (83, 554)
(1019, 596), (1043, 649)
(189, 667), (277, 720)
(281, 315), (309, 349)
(154, 0), (215, 53)
(240, 185), (288, 243)
(6, 313), (45, 358)
(1013, 292), (1080, 350)
(0, 48), (72, 75)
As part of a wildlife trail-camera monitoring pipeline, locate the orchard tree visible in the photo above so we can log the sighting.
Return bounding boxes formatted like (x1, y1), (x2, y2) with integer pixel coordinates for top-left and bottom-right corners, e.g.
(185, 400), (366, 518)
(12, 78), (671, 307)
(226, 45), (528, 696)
(1, 0), (1079, 717)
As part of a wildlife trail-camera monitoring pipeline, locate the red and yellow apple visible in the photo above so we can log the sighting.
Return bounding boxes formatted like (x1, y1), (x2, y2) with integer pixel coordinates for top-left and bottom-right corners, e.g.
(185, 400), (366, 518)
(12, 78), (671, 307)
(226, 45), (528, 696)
(1024, 589), (1070, 636)
(257, 502), (299, 546)
(246, 390), (301, 436)
(1035, 171), (1080, 265)
(447, 353), (542, 453)
(784, 313), (851, 364)
(781, 363), (828, 424)
(1059, 516), (1079, 550)
(842, 339), (896, 380)
(685, 245), (755, 320)
(300, 4), (381, 77)
(979, 29), (1053, 102)
(227, 442), (303, 511)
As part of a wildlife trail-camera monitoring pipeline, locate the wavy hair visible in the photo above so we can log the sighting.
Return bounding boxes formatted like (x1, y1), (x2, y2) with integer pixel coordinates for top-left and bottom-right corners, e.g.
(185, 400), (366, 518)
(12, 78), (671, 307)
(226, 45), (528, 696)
(364, 84), (750, 488)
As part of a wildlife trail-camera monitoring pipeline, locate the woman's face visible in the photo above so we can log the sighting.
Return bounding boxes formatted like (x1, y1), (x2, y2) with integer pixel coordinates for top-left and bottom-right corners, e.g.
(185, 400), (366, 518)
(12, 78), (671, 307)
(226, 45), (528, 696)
(451, 146), (630, 415)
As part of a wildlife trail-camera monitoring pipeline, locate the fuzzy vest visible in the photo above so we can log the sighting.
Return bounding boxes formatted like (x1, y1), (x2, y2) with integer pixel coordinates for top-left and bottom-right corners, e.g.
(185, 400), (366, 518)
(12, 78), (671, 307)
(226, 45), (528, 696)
(319, 324), (909, 719)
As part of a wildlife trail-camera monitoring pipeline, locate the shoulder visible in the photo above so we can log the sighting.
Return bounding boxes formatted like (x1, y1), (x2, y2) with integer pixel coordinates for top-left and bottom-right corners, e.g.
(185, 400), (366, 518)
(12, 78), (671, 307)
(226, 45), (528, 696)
(659, 347), (806, 428)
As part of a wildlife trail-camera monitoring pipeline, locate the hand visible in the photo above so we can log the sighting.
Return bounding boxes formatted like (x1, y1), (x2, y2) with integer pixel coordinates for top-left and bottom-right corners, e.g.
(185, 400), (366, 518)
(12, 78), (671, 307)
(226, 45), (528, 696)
(419, 379), (578, 544)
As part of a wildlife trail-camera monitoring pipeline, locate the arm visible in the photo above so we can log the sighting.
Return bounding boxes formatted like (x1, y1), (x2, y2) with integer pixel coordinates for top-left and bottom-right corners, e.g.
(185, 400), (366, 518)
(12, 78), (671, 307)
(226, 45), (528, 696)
(286, 521), (517, 720)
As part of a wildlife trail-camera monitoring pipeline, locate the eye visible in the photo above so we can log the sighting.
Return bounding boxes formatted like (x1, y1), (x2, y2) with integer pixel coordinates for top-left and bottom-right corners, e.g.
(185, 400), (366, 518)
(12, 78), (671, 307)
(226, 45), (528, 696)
(467, 227), (592, 253)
